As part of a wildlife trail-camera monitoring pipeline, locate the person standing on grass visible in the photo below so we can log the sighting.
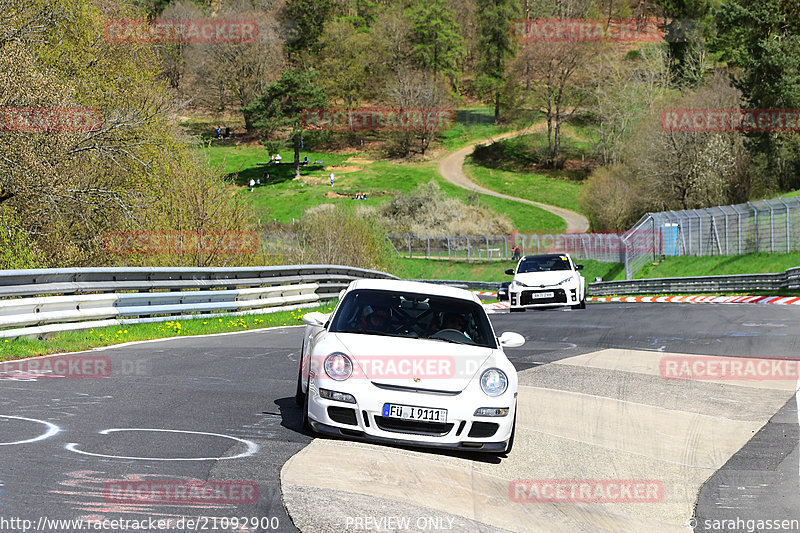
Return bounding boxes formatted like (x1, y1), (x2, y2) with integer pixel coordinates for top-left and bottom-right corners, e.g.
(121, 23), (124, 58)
(330, 172), (335, 187)
(249, 179), (255, 192)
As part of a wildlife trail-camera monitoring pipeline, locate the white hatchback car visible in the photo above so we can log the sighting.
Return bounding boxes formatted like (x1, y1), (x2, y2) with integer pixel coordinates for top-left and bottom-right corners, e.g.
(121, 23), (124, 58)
(506, 253), (586, 311)
(296, 279), (525, 454)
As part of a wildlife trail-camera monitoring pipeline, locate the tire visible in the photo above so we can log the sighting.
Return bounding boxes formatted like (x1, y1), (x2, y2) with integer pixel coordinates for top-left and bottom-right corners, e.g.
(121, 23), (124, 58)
(509, 307), (526, 313)
(295, 342), (306, 406)
(302, 377), (312, 432)
(571, 298), (586, 310)
(295, 358), (305, 406)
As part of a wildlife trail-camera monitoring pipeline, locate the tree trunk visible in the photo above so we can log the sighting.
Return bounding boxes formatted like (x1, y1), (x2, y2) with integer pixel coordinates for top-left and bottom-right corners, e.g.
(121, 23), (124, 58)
(494, 91), (500, 124)
(243, 108), (254, 133)
(293, 134), (301, 178)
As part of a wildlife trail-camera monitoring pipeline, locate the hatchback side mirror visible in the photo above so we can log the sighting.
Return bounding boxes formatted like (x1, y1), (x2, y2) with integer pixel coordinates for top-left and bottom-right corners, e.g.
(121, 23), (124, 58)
(505, 269), (515, 275)
(575, 264), (584, 270)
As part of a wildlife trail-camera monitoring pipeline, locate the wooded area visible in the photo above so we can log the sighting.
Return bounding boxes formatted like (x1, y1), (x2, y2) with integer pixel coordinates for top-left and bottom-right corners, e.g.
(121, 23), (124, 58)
(1, 0), (799, 268)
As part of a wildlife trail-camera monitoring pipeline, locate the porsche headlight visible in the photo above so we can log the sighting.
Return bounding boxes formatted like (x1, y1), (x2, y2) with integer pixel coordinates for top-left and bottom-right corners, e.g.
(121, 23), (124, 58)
(324, 352), (353, 381)
(480, 368), (508, 396)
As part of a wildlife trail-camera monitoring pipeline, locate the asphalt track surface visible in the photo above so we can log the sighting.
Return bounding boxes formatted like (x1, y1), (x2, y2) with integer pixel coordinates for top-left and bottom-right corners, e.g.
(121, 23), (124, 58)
(1, 302), (799, 532)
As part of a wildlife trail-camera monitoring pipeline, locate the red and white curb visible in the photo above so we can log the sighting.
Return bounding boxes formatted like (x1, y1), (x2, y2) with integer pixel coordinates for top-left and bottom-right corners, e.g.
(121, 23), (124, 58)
(481, 295), (800, 312)
(471, 290), (497, 296)
(590, 295), (800, 305)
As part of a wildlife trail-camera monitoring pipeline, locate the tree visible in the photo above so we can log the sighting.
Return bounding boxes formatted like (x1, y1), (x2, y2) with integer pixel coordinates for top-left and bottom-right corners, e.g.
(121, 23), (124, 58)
(625, 75), (750, 211)
(388, 69), (450, 156)
(651, 0), (714, 87)
(593, 44), (670, 165)
(246, 69), (327, 178)
(183, 0), (286, 131)
(509, 39), (597, 166)
(315, 19), (385, 108)
(0, 0), (255, 267)
(406, 0), (464, 85)
(282, 0), (336, 59)
(475, 0), (521, 123)
(713, 0), (800, 191)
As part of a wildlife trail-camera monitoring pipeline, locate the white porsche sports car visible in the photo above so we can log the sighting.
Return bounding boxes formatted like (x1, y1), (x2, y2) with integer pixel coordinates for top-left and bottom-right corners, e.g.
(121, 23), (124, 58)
(506, 253), (586, 311)
(296, 279), (525, 454)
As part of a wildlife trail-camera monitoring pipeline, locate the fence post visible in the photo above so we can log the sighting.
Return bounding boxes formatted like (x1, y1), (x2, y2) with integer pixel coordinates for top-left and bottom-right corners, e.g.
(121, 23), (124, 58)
(408, 233), (412, 258)
(427, 235), (430, 259)
(467, 237), (471, 262)
(484, 235), (490, 260)
(777, 198), (792, 252)
(446, 236), (451, 259)
(503, 236), (508, 259)
(747, 202), (759, 252)
(766, 201), (775, 252)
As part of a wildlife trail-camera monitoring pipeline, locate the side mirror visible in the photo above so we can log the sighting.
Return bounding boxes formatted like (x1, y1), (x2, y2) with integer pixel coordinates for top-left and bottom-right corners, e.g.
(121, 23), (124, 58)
(498, 331), (525, 348)
(302, 312), (327, 328)
(575, 264), (584, 270)
(505, 269), (515, 275)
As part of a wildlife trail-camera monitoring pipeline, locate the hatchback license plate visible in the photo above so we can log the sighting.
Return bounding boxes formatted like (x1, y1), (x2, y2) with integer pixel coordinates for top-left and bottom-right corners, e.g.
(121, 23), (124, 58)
(383, 403), (447, 423)
(529, 291), (554, 299)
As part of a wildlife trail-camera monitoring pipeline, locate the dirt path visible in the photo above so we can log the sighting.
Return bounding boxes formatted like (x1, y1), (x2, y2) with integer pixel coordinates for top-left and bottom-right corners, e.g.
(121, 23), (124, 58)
(438, 123), (590, 233)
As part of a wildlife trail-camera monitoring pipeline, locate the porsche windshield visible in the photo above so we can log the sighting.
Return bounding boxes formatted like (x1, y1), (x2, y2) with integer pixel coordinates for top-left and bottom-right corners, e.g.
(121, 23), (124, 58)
(517, 255), (572, 273)
(329, 289), (497, 348)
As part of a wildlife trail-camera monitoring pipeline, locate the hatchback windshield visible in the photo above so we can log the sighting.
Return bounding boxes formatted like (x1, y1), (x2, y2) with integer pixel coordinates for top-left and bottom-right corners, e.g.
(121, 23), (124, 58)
(516, 254), (572, 273)
(329, 289), (497, 348)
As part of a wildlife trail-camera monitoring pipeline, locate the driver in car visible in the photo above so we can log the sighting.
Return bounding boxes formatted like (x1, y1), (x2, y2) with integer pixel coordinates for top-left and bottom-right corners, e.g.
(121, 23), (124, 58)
(441, 312), (471, 339)
(361, 305), (391, 333)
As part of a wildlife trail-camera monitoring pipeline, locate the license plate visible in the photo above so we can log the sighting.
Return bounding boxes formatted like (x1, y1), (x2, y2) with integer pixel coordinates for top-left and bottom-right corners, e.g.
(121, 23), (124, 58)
(383, 403), (447, 423)
(529, 292), (554, 299)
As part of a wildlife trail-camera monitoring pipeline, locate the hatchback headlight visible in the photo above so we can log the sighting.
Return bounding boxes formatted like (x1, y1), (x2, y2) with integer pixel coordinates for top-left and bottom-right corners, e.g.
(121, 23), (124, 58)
(324, 352), (353, 381)
(480, 368), (508, 396)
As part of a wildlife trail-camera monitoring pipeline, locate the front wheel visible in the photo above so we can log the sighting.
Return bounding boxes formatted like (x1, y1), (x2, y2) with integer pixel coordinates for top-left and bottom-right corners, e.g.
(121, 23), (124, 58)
(571, 299), (586, 310)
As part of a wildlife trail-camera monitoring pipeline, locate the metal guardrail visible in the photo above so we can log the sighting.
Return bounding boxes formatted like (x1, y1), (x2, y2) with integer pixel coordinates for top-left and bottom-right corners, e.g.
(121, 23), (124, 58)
(416, 267), (800, 298)
(587, 267), (800, 296)
(0, 265), (397, 340)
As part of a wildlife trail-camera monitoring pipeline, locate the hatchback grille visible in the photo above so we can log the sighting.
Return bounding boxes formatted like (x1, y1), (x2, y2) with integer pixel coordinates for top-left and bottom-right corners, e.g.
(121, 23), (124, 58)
(521, 289), (566, 305)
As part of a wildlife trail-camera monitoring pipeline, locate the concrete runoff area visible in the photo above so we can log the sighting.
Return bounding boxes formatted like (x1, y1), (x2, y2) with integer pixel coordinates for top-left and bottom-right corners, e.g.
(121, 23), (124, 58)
(281, 349), (797, 532)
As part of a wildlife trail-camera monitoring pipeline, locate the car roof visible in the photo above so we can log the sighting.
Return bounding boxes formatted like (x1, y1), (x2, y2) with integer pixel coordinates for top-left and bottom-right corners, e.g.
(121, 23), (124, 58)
(347, 278), (481, 304)
(521, 253), (572, 260)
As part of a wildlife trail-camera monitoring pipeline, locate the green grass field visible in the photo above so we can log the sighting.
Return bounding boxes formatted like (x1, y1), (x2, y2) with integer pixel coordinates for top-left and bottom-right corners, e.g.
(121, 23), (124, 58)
(0, 304), (335, 360)
(634, 252), (800, 279)
(201, 145), (568, 232)
(464, 162), (584, 214)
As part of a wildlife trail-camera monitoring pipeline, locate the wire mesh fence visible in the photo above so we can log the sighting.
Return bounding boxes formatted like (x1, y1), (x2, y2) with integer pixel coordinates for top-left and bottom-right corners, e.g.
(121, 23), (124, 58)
(386, 233), (627, 264)
(622, 196), (800, 279)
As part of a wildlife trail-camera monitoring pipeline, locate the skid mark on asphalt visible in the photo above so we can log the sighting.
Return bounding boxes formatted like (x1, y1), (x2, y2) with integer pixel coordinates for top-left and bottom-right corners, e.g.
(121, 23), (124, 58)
(280, 349), (795, 532)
